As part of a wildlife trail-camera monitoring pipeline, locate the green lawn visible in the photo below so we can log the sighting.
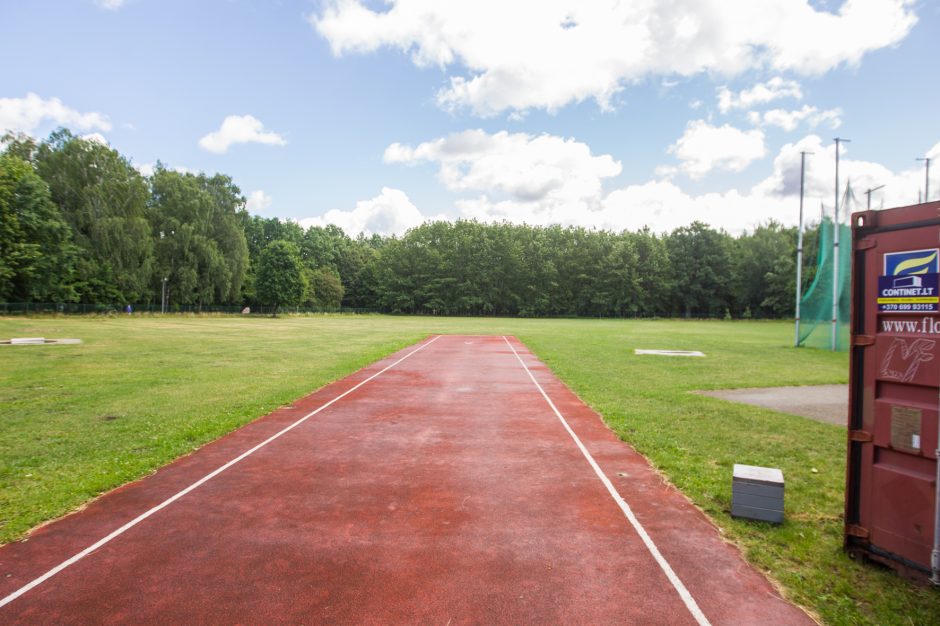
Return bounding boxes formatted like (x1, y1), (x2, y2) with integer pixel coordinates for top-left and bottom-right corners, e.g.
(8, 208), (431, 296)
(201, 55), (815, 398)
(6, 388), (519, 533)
(0, 315), (937, 624)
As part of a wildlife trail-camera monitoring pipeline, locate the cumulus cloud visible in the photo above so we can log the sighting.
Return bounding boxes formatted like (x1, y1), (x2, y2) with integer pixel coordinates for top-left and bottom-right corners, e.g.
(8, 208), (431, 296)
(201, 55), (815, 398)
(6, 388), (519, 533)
(136, 163), (156, 177)
(747, 105), (843, 132)
(81, 132), (109, 146)
(246, 190), (273, 214)
(311, 0), (917, 116)
(198, 115), (286, 154)
(668, 121), (766, 179)
(370, 129), (939, 235)
(297, 187), (434, 237)
(134, 162), (195, 177)
(0, 93), (111, 136)
(752, 134), (931, 210)
(385, 130), (621, 208)
(456, 137), (934, 233)
(717, 77), (803, 113)
(925, 140), (940, 160)
(95, 0), (126, 9)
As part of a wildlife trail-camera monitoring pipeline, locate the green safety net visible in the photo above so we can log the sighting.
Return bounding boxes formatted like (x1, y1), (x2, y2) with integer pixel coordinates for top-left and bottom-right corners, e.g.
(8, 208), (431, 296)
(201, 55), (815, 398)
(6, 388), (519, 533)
(798, 217), (852, 351)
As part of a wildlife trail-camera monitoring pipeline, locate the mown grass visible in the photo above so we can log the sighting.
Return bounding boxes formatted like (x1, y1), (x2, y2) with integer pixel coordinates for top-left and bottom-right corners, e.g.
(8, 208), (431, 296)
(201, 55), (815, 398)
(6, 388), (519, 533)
(0, 315), (937, 624)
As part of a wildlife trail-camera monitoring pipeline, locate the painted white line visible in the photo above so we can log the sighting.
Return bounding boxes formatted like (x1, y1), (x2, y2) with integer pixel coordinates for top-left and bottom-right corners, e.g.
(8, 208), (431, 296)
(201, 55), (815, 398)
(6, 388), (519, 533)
(501, 336), (711, 626)
(0, 335), (442, 610)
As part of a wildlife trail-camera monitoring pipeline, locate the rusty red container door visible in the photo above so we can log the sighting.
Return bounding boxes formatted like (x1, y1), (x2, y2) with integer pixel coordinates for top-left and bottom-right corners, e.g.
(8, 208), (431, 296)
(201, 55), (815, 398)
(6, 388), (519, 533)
(847, 201), (940, 580)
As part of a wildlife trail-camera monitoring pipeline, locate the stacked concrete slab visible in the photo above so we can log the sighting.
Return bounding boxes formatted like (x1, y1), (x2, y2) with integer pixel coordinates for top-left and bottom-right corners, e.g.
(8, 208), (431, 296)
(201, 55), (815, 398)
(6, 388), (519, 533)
(732, 464), (784, 524)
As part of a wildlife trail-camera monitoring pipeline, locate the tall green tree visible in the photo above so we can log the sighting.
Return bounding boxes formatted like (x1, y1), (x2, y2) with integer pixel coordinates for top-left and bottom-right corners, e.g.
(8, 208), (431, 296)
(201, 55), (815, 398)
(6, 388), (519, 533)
(35, 129), (154, 303)
(666, 221), (734, 318)
(304, 266), (345, 309)
(627, 228), (673, 317)
(732, 221), (797, 318)
(0, 153), (77, 302)
(256, 240), (306, 315)
(240, 215), (304, 305)
(148, 167), (249, 306)
(337, 237), (379, 308)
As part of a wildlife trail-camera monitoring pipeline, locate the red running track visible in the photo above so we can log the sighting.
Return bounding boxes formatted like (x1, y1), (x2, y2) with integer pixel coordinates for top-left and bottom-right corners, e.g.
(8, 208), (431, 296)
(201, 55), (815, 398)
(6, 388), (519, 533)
(0, 335), (813, 625)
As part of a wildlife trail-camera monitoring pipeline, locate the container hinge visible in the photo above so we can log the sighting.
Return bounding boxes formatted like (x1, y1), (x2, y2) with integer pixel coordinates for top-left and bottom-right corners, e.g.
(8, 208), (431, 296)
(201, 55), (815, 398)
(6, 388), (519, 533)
(849, 430), (873, 443)
(846, 524), (871, 539)
(853, 335), (875, 347)
(856, 237), (877, 251)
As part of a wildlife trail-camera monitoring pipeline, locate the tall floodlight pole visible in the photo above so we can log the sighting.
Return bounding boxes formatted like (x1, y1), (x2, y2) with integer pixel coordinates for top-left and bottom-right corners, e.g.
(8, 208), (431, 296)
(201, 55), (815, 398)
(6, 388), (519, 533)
(795, 151), (812, 347)
(832, 138), (850, 351)
(917, 157), (931, 202)
(865, 184), (886, 210)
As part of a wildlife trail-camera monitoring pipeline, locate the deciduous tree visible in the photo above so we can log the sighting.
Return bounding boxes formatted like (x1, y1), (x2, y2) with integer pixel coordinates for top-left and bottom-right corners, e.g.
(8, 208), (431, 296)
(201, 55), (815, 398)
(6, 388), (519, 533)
(257, 240), (306, 315)
(35, 130), (153, 303)
(0, 154), (76, 302)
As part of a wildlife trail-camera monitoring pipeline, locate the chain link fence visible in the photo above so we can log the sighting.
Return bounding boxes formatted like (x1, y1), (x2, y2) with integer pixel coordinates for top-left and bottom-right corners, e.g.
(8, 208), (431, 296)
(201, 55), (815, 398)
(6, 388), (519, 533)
(0, 302), (378, 316)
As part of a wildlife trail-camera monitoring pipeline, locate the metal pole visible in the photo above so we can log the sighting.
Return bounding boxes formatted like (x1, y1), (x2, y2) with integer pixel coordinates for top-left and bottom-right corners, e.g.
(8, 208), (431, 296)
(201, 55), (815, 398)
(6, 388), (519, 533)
(795, 151), (811, 347)
(833, 138), (850, 351)
(161, 277), (167, 314)
(918, 157), (931, 203)
(865, 184), (885, 210)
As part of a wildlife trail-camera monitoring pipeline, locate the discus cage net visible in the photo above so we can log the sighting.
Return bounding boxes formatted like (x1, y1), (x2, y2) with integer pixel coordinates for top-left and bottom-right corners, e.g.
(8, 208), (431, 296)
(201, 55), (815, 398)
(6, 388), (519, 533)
(797, 186), (857, 351)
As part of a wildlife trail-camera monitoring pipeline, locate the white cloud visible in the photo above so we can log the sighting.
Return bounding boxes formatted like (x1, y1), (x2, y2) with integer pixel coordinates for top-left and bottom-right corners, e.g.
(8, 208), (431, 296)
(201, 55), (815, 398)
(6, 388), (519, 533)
(385, 130), (621, 207)
(298, 187), (433, 237)
(0, 93), (111, 136)
(925, 140), (940, 160)
(198, 115), (286, 154)
(453, 135), (936, 233)
(668, 121), (766, 179)
(136, 163), (155, 177)
(134, 162), (194, 177)
(246, 190), (273, 214)
(81, 132), (109, 146)
(654, 165), (679, 179)
(95, 0), (126, 9)
(751, 134), (931, 210)
(750, 105), (843, 132)
(312, 0), (917, 116)
(717, 77), (803, 113)
(366, 129), (940, 235)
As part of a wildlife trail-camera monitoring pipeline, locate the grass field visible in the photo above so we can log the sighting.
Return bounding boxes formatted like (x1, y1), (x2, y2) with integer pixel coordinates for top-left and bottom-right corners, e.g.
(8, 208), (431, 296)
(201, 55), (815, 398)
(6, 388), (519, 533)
(1, 315), (938, 624)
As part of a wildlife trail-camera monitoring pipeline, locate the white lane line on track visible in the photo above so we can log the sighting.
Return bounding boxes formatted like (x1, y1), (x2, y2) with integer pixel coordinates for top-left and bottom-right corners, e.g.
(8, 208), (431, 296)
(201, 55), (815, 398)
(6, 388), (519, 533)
(502, 336), (711, 626)
(0, 334), (442, 610)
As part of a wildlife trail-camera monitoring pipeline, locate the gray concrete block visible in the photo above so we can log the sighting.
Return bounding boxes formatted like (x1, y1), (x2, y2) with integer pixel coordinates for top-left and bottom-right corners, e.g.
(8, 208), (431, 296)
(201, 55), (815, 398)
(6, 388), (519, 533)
(731, 464), (784, 524)
(732, 481), (784, 499)
(733, 464), (784, 486)
(731, 504), (784, 524)
(732, 491), (784, 511)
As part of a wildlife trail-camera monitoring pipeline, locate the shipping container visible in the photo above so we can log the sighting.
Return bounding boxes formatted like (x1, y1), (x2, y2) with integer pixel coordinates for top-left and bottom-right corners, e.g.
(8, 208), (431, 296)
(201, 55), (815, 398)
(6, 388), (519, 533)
(847, 200), (940, 584)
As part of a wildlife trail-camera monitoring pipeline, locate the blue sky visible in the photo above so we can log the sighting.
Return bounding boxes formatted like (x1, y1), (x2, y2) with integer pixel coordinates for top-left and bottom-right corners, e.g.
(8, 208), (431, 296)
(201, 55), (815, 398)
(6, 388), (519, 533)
(1, 0), (937, 235)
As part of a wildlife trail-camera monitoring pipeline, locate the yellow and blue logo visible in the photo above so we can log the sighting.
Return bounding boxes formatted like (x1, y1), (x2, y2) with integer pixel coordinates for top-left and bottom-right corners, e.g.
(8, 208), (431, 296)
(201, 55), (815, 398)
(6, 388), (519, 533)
(884, 248), (939, 276)
(879, 248), (940, 313)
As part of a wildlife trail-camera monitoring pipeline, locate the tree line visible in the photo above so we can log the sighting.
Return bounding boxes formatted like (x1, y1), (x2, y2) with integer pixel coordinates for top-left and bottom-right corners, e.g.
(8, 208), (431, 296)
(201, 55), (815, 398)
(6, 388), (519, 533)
(1, 129), (821, 317)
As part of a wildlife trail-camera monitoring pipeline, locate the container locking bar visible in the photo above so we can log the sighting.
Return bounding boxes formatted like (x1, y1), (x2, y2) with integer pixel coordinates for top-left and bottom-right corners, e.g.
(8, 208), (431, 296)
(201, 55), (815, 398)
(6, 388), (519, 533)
(932, 439), (939, 586)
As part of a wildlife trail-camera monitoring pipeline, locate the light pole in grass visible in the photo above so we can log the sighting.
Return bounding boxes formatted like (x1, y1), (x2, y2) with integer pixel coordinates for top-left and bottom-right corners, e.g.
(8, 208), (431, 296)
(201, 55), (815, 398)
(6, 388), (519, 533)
(161, 277), (168, 314)
(794, 151), (812, 348)
(832, 137), (850, 352)
(865, 184), (885, 210)
(917, 157), (931, 202)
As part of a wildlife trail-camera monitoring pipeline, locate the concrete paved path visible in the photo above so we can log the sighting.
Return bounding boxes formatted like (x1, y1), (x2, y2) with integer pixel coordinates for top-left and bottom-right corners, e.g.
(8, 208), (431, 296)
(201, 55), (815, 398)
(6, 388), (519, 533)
(698, 385), (848, 426)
